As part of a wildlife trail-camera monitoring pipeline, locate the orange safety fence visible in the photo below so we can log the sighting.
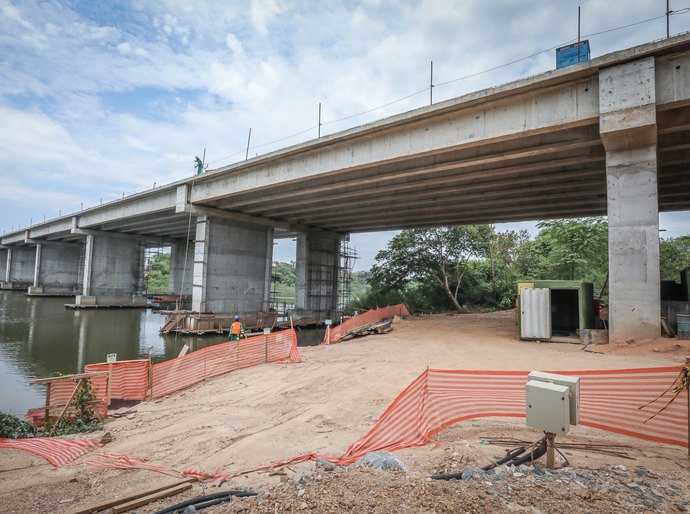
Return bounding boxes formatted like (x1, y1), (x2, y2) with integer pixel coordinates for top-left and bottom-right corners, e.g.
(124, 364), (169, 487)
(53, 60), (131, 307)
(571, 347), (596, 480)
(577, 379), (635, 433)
(25, 329), (300, 423)
(85, 360), (150, 401)
(25, 373), (109, 425)
(151, 328), (300, 399)
(322, 304), (410, 345)
(7, 364), (686, 483)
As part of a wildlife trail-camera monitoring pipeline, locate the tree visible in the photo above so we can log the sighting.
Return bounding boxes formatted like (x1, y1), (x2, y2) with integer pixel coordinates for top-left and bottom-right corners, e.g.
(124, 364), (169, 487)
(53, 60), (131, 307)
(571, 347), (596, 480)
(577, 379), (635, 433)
(144, 253), (170, 293)
(517, 218), (608, 290)
(660, 236), (690, 281)
(370, 226), (492, 312)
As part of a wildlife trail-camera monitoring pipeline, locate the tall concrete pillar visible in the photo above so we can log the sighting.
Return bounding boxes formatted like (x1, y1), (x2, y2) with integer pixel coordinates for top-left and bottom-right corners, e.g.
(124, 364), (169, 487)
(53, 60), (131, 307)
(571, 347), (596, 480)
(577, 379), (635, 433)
(295, 232), (340, 320)
(1, 246), (36, 288)
(0, 248), (8, 284)
(169, 239), (194, 296)
(76, 234), (145, 306)
(600, 56), (660, 342)
(28, 241), (82, 295)
(191, 216), (273, 314)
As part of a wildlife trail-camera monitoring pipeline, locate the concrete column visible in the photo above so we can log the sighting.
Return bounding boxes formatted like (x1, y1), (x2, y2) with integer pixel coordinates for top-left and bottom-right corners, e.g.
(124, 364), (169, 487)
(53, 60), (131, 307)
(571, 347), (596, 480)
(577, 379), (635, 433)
(1, 248), (8, 284)
(600, 56), (660, 342)
(169, 240), (194, 296)
(2, 246), (36, 288)
(32, 244), (41, 288)
(295, 232), (340, 319)
(76, 234), (145, 306)
(191, 216), (272, 314)
(28, 241), (83, 295)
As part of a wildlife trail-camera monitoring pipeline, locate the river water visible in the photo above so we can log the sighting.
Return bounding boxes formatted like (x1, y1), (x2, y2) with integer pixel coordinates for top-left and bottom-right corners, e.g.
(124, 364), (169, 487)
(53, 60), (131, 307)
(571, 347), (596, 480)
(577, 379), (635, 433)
(0, 290), (228, 417)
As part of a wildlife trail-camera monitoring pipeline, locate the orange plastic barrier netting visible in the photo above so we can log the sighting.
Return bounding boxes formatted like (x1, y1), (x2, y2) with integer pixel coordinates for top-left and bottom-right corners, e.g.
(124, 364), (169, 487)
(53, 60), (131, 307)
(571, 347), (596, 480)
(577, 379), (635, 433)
(25, 329), (300, 423)
(8, 364), (686, 483)
(0, 437), (102, 467)
(85, 360), (150, 401)
(337, 366), (688, 463)
(25, 373), (109, 425)
(322, 304), (410, 345)
(151, 329), (300, 399)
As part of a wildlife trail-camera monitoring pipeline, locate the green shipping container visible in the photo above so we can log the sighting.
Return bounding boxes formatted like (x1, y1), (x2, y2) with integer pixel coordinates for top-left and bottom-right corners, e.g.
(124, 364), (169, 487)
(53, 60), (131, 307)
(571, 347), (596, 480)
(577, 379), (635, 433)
(517, 280), (594, 343)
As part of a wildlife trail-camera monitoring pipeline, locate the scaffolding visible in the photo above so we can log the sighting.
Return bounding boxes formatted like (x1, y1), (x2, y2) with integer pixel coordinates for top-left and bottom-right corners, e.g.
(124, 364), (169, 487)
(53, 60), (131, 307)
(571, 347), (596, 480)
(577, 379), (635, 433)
(338, 237), (358, 312)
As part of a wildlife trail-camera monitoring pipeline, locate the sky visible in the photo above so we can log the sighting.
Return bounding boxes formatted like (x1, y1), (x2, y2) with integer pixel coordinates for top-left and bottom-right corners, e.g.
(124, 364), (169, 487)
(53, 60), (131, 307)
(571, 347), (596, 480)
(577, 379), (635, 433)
(1, 0), (689, 270)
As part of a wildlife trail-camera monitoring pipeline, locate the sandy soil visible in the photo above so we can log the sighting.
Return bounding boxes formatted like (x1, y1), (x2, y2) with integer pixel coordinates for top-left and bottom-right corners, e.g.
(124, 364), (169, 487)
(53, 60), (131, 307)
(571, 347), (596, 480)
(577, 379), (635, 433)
(1, 312), (688, 513)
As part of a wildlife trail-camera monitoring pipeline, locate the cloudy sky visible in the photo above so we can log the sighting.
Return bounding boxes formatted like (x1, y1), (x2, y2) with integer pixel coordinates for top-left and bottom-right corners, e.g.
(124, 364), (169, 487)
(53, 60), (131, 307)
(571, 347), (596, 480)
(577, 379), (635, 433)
(1, 0), (689, 269)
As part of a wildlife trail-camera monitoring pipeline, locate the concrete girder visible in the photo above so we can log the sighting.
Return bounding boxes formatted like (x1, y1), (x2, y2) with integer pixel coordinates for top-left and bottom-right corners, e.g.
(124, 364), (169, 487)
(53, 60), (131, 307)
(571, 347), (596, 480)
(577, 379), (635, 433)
(260, 161), (606, 219)
(217, 136), (602, 212)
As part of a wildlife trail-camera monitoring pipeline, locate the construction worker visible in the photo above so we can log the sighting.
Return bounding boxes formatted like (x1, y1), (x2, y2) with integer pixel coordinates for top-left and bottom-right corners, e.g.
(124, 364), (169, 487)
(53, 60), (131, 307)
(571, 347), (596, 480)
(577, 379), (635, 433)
(230, 315), (244, 341)
(194, 156), (204, 175)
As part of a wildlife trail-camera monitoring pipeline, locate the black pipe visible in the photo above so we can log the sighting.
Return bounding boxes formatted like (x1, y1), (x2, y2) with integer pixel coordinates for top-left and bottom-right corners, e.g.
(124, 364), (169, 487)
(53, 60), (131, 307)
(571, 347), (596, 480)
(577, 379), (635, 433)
(511, 437), (547, 466)
(151, 490), (258, 514)
(428, 446), (527, 480)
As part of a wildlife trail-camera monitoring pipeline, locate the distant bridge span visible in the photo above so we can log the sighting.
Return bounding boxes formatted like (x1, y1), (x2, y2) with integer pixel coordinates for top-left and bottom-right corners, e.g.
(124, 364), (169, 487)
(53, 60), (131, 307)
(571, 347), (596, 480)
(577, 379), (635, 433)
(3, 34), (690, 341)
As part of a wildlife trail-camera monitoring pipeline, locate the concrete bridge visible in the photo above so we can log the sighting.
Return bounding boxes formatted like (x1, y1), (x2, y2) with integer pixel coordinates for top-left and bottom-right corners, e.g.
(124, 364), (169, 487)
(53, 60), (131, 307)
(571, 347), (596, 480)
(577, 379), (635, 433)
(3, 34), (690, 341)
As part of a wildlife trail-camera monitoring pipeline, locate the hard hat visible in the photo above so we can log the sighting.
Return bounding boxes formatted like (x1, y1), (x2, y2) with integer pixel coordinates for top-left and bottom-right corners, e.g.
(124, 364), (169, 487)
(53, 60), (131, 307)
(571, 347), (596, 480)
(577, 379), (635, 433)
(234, 315), (240, 321)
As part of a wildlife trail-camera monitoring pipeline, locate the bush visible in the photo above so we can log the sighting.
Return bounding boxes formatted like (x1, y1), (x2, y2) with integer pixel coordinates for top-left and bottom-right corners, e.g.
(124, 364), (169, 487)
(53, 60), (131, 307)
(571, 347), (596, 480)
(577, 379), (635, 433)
(0, 412), (36, 439)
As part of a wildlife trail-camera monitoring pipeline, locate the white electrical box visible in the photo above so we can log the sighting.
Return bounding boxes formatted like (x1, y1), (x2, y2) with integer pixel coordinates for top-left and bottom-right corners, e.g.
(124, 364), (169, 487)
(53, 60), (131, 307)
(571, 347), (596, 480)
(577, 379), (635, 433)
(526, 380), (570, 434)
(527, 371), (580, 425)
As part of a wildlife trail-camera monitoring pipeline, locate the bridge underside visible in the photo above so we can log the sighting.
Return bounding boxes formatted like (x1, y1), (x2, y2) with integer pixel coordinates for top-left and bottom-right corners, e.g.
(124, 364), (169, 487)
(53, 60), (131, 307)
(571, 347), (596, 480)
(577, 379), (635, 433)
(196, 105), (690, 234)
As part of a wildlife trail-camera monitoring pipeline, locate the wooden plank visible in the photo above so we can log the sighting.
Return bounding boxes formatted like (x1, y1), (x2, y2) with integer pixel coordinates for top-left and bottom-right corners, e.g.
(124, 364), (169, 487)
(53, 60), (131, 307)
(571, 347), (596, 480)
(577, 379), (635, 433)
(67, 478), (195, 514)
(31, 372), (108, 385)
(111, 483), (193, 513)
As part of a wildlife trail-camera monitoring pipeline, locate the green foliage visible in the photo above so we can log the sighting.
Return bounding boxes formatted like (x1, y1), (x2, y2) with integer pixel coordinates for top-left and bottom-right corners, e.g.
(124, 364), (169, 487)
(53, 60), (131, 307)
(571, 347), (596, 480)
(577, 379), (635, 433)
(0, 412), (36, 439)
(517, 218), (609, 293)
(660, 236), (690, 281)
(39, 418), (103, 437)
(40, 378), (103, 437)
(144, 252), (170, 293)
(369, 226), (492, 312)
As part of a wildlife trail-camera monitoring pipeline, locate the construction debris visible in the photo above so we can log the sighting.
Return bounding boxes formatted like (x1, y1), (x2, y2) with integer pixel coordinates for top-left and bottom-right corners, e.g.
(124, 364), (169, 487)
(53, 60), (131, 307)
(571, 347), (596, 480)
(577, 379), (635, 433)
(340, 318), (393, 341)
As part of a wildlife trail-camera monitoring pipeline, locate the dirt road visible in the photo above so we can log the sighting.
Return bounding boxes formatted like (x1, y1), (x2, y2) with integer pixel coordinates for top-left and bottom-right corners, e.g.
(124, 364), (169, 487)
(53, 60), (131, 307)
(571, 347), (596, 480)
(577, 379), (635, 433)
(1, 312), (688, 513)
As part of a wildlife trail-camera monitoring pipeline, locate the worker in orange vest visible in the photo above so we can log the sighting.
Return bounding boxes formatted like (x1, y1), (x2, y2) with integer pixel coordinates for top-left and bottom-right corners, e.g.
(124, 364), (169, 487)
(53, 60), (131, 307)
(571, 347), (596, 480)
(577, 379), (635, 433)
(230, 315), (244, 341)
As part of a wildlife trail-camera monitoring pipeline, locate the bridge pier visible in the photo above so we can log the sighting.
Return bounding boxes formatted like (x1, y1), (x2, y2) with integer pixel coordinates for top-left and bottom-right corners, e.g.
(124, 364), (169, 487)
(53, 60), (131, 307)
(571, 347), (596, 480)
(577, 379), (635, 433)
(600, 56), (660, 342)
(191, 216), (273, 314)
(75, 234), (146, 306)
(295, 232), (340, 321)
(27, 241), (83, 295)
(1, 246), (36, 289)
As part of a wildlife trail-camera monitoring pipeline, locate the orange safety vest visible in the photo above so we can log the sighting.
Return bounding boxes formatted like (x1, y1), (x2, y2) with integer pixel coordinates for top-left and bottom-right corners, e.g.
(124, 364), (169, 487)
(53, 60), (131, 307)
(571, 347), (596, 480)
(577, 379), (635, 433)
(231, 321), (243, 335)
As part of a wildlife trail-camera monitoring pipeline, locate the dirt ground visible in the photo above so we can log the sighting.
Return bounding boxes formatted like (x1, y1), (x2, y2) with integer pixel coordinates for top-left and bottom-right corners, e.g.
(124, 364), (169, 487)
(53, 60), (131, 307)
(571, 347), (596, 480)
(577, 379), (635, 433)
(1, 311), (689, 513)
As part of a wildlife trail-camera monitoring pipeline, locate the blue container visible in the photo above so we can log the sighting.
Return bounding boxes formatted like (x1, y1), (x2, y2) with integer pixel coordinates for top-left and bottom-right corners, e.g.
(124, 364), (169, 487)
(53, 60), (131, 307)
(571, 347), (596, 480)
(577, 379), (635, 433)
(677, 313), (690, 340)
(556, 40), (591, 69)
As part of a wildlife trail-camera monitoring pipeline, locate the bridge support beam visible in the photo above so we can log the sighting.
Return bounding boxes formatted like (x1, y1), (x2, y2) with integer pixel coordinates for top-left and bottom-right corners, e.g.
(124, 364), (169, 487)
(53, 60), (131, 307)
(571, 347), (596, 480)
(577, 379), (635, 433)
(169, 240), (194, 297)
(75, 234), (146, 306)
(295, 232), (340, 321)
(27, 242), (83, 295)
(600, 56), (660, 342)
(1, 246), (36, 289)
(0, 248), (7, 285)
(191, 216), (273, 314)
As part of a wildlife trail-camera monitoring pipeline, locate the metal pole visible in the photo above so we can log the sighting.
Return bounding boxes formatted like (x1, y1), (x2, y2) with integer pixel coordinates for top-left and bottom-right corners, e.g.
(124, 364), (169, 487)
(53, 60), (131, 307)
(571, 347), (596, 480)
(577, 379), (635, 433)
(430, 61), (434, 105)
(245, 128), (252, 160)
(201, 148), (206, 168)
(667, 0), (671, 39)
(577, 7), (581, 63)
(318, 103), (322, 138)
